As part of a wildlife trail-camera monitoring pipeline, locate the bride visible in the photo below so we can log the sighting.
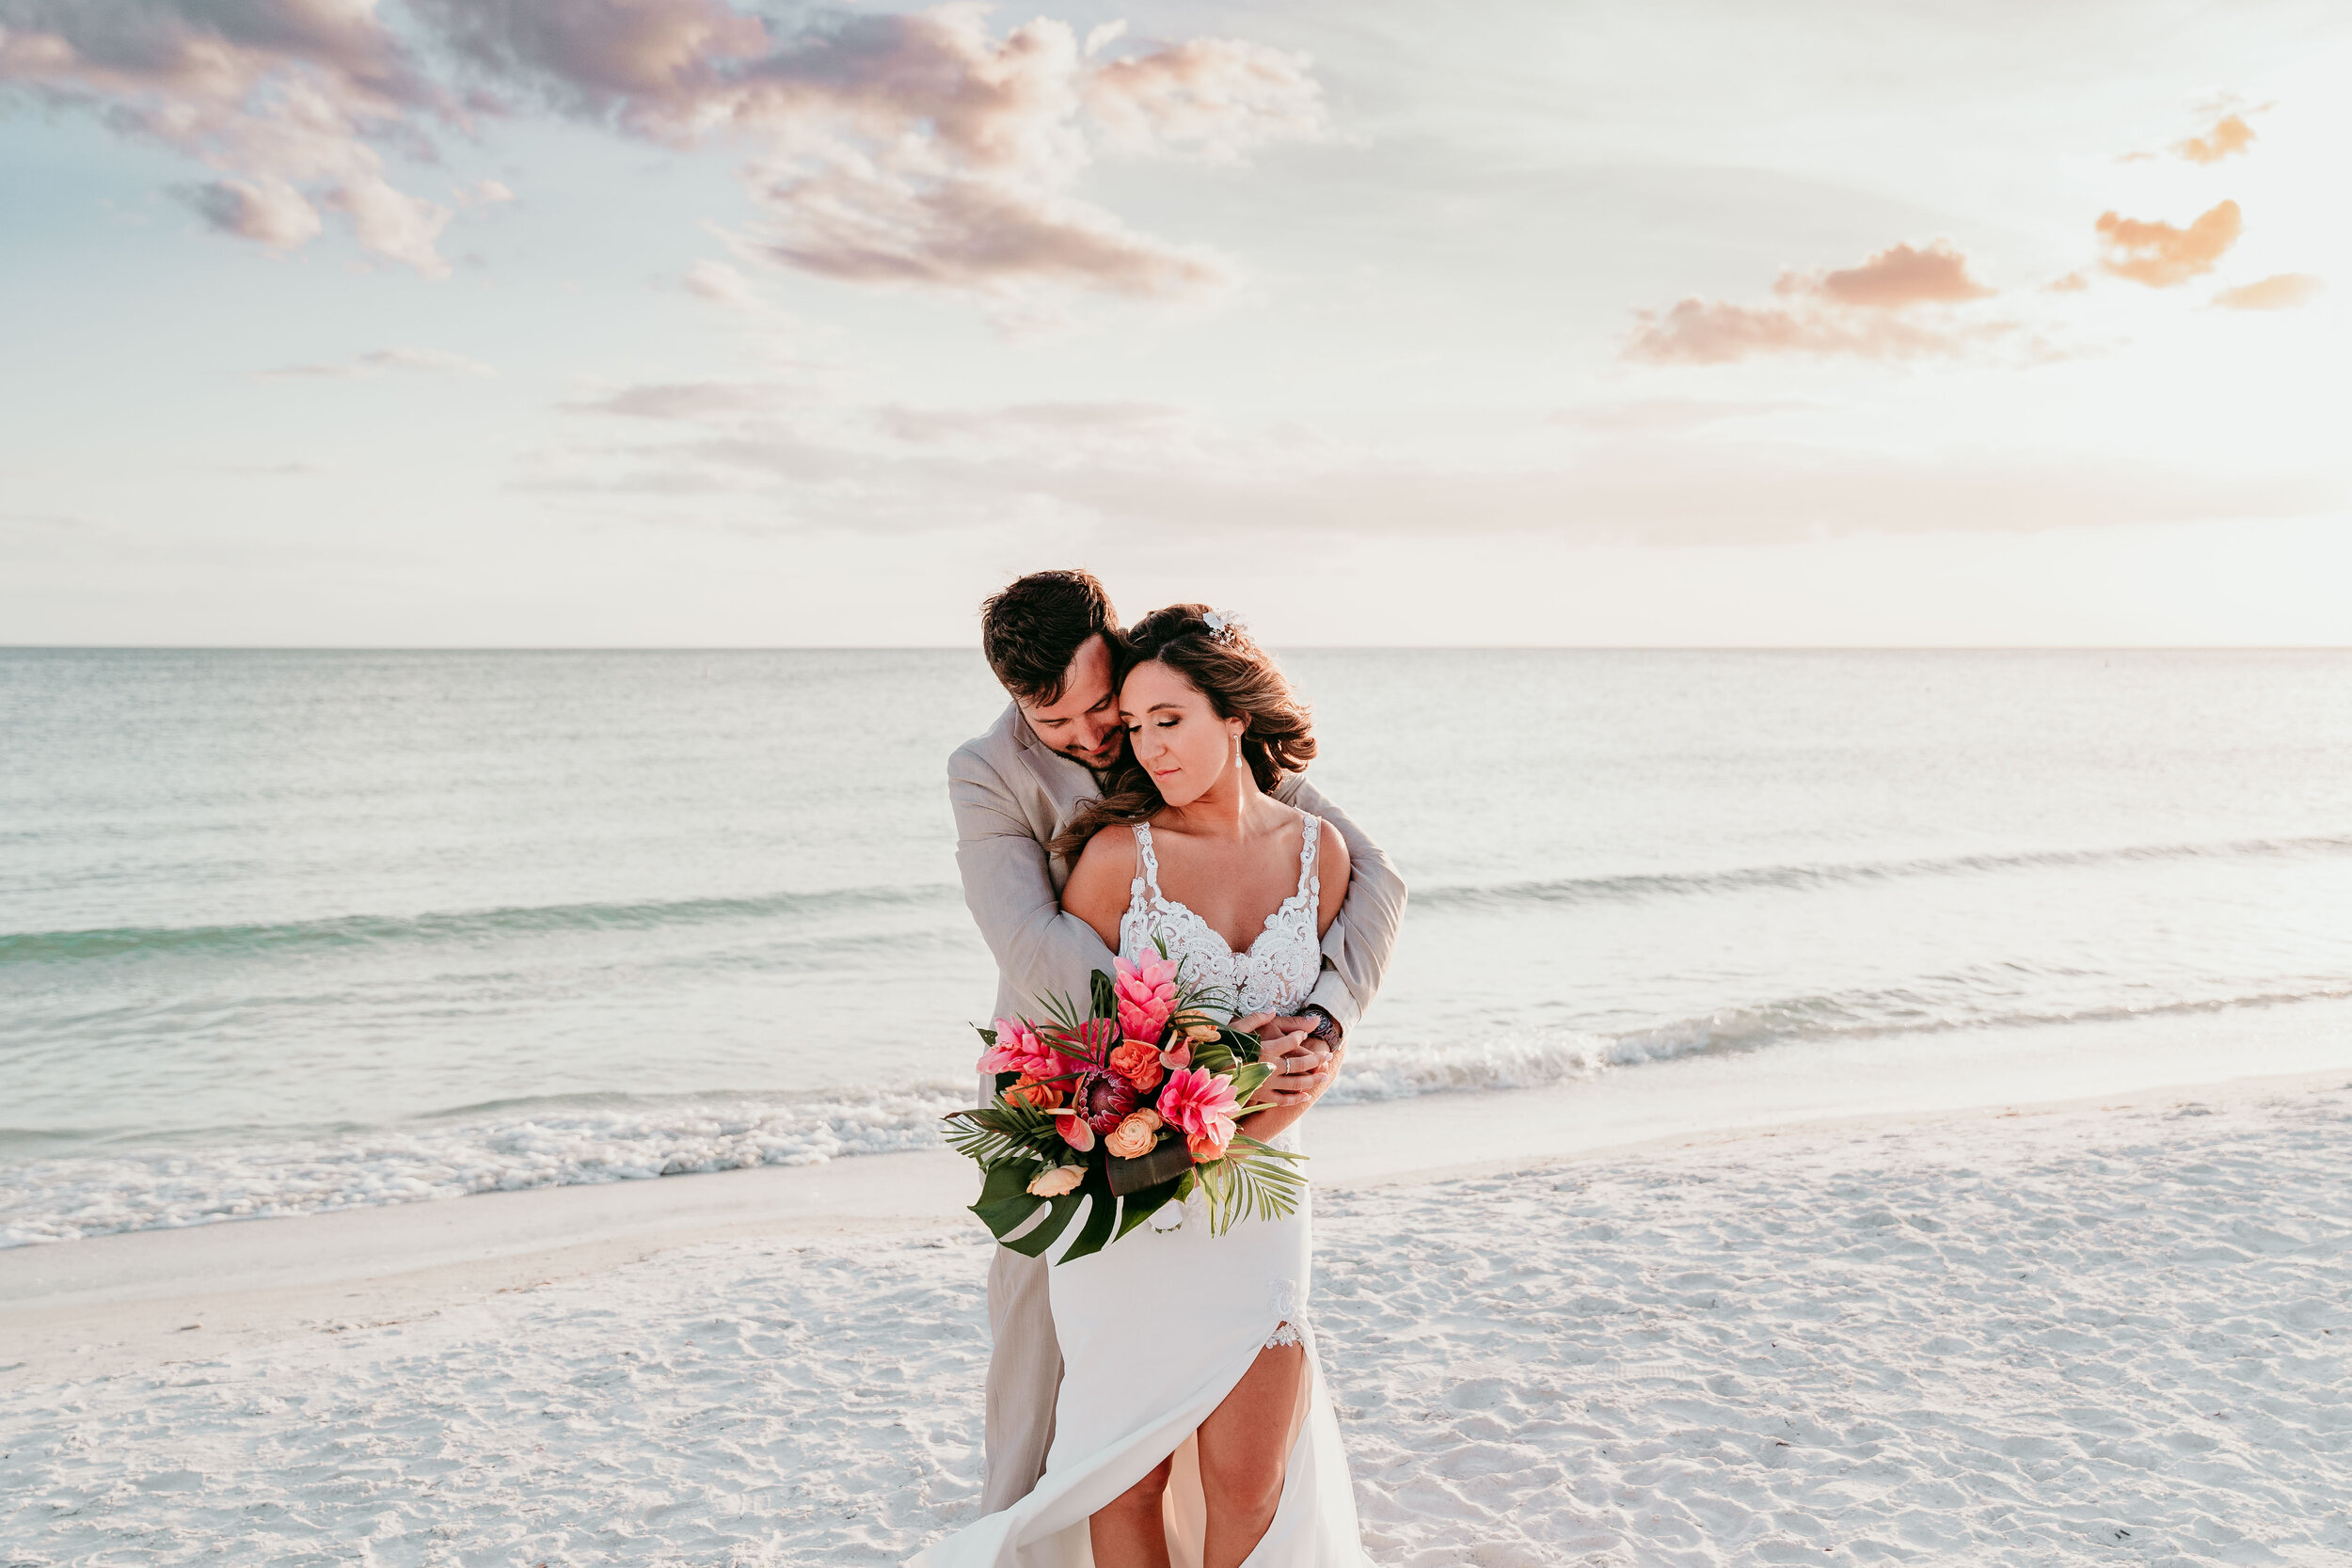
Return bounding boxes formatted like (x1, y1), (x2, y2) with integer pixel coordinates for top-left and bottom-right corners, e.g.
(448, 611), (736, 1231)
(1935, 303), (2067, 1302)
(914, 605), (1366, 1568)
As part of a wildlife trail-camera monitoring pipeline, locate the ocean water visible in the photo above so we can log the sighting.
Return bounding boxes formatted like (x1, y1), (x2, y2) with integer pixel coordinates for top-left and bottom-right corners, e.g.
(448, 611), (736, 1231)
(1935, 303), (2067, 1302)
(5, 647), (2351, 1245)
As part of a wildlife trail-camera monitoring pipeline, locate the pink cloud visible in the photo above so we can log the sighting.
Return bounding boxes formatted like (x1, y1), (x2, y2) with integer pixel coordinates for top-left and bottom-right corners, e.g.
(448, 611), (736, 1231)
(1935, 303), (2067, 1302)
(258, 347), (494, 379)
(1082, 35), (1325, 160)
(1625, 298), (2006, 366)
(0, 0), (454, 274)
(2095, 200), (2242, 288)
(742, 158), (1229, 298)
(420, 1), (1324, 300)
(2176, 113), (2256, 165)
(3, 2), (1322, 301)
(565, 382), (799, 420)
(1780, 241), (1994, 309)
(2214, 273), (2324, 311)
(1626, 238), (2007, 365)
(185, 176), (324, 249)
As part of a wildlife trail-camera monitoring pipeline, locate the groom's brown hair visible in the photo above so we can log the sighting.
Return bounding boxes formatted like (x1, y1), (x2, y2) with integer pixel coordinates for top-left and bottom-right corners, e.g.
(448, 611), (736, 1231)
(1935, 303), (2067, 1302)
(979, 570), (1120, 705)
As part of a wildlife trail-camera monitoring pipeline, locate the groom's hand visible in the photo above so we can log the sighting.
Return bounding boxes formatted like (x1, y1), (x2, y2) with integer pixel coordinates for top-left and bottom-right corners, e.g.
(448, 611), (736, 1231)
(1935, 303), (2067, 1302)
(1234, 1013), (1341, 1106)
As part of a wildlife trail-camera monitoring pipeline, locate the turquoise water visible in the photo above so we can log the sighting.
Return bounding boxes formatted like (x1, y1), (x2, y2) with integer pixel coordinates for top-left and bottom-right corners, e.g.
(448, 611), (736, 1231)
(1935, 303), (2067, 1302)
(6, 648), (2351, 1243)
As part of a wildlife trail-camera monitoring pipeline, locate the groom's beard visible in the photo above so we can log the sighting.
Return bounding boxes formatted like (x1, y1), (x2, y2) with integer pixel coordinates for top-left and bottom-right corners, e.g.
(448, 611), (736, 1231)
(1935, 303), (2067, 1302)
(1055, 738), (1125, 778)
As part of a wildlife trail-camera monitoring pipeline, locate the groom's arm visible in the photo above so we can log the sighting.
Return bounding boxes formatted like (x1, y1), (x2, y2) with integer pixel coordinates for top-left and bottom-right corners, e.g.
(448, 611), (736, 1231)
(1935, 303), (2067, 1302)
(949, 744), (1119, 1017)
(1278, 774), (1407, 1033)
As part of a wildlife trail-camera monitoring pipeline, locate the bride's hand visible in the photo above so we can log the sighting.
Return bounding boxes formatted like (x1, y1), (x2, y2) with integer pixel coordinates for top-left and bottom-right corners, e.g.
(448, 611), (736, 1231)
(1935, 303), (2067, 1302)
(1234, 1013), (1329, 1108)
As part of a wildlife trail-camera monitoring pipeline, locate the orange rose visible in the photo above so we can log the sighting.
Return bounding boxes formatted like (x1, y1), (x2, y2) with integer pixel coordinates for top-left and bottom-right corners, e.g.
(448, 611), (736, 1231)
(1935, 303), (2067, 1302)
(1129, 1107), (1164, 1133)
(1104, 1114), (1157, 1159)
(1108, 1040), (1165, 1093)
(1187, 1132), (1228, 1164)
(1026, 1164), (1084, 1197)
(1005, 1073), (1063, 1112)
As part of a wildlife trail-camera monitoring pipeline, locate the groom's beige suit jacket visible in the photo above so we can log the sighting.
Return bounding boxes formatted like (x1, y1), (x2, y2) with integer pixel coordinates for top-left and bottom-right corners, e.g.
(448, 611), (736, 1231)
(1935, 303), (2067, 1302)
(948, 700), (1408, 1512)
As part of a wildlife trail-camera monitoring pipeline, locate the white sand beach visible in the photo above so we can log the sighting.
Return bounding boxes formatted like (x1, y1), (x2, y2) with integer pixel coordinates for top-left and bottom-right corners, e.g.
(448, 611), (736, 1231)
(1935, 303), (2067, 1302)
(5, 1066), (2349, 1567)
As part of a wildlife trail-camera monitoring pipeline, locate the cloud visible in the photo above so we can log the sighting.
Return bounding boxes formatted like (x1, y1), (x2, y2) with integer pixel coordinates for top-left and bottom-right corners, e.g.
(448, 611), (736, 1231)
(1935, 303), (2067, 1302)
(183, 176), (324, 249)
(740, 159), (1230, 298)
(0, 0), (455, 275)
(872, 401), (1184, 444)
(1780, 241), (1994, 309)
(1625, 239), (2010, 366)
(416, 1), (1325, 302)
(535, 389), (2338, 546)
(1550, 399), (1812, 434)
(2214, 273), (2324, 311)
(685, 260), (760, 309)
(258, 347), (495, 379)
(7, 2), (1322, 303)
(2175, 113), (2256, 165)
(2095, 200), (2241, 288)
(566, 382), (801, 420)
(454, 179), (517, 206)
(1081, 36), (1326, 161)
(1624, 301), (2009, 365)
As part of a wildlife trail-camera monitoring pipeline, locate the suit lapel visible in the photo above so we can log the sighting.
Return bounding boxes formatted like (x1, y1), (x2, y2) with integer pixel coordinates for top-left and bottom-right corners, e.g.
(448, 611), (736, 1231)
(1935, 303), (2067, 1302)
(1005, 703), (1099, 843)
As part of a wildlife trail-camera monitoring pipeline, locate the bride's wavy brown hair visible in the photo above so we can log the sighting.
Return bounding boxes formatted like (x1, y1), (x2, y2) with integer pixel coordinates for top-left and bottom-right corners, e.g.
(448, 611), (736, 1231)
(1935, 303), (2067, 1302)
(1049, 605), (1316, 860)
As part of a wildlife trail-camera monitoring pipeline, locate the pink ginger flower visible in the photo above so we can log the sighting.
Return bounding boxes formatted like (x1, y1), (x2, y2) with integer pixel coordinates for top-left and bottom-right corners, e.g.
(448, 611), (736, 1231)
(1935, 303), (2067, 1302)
(1113, 954), (1179, 1043)
(1155, 1066), (1241, 1153)
(978, 1019), (1078, 1082)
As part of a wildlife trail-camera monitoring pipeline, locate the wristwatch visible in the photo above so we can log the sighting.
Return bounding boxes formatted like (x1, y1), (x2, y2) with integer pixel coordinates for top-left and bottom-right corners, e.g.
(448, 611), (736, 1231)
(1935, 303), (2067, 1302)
(1303, 1006), (1343, 1044)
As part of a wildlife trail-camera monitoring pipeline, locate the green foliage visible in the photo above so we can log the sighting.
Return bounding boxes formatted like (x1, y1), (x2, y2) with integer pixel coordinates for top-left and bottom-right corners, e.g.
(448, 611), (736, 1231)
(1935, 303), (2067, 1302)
(1112, 1173), (1186, 1242)
(1059, 1163), (1120, 1262)
(1027, 987), (1108, 1065)
(974, 1023), (997, 1048)
(1227, 1061), (1274, 1116)
(993, 1183), (1087, 1258)
(1187, 1035), (1238, 1076)
(941, 1096), (1059, 1167)
(1192, 1135), (1307, 1236)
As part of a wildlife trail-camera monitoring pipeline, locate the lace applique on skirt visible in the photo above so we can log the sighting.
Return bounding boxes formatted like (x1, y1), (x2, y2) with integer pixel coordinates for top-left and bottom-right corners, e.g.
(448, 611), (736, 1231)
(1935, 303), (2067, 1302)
(1263, 1277), (1302, 1349)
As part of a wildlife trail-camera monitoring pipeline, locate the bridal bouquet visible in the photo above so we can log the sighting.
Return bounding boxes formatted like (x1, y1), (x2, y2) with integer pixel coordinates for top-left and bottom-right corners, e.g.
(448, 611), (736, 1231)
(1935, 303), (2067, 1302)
(941, 949), (1308, 1262)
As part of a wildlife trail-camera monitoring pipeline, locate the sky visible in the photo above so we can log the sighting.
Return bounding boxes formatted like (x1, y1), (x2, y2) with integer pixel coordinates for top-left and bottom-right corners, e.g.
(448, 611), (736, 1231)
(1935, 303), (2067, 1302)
(2, 0), (2346, 647)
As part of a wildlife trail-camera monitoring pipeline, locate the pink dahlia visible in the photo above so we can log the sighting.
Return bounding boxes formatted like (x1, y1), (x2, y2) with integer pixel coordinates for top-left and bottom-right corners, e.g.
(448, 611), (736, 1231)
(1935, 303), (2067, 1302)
(1113, 954), (1179, 1043)
(1073, 1068), (1138, 1135)
(1155, 1066), (1241, 1152)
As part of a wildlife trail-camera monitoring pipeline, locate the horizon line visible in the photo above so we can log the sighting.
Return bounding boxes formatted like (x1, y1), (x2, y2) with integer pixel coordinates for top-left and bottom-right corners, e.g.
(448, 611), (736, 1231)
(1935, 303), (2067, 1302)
(8, 644), (2352, 656)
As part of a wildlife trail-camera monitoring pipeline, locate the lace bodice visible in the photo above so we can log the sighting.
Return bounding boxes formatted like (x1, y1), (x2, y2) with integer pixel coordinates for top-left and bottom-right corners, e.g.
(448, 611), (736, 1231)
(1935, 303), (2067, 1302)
(1119, 814), (1323, 1020)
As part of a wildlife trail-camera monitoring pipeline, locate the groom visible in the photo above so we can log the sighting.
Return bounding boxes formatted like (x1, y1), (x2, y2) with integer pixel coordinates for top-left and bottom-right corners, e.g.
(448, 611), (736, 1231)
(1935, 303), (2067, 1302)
(948, 568), (1407, 1512)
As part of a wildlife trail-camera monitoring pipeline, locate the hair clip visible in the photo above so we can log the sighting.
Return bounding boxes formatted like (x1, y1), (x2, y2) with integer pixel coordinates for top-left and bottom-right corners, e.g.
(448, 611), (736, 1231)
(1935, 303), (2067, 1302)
(1202, 609), (1244, 645)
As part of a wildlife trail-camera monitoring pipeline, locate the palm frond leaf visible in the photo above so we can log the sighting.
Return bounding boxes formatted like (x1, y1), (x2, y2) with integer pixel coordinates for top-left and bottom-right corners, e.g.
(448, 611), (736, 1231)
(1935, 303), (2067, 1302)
(1194, 1134), (1308, 1234)
(941, 1098), (1059, 1167)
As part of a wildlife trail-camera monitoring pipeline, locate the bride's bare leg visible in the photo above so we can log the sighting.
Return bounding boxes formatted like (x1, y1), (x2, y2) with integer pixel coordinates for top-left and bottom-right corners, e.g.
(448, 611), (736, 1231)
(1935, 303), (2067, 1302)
(1195, 1339), (1308, 1568)
(1089, 1454), (1174, 1568)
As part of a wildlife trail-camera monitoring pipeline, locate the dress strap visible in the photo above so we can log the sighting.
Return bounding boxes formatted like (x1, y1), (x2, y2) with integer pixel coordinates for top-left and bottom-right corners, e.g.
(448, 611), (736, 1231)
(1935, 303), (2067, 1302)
(1132, 821), (1167, 902)
(1295, 815), (1321, 903)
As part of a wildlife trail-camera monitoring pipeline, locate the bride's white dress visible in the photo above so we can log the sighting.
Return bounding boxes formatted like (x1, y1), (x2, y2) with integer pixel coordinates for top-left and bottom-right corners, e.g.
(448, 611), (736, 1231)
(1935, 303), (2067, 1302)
(912, 813), (1367, 1568)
